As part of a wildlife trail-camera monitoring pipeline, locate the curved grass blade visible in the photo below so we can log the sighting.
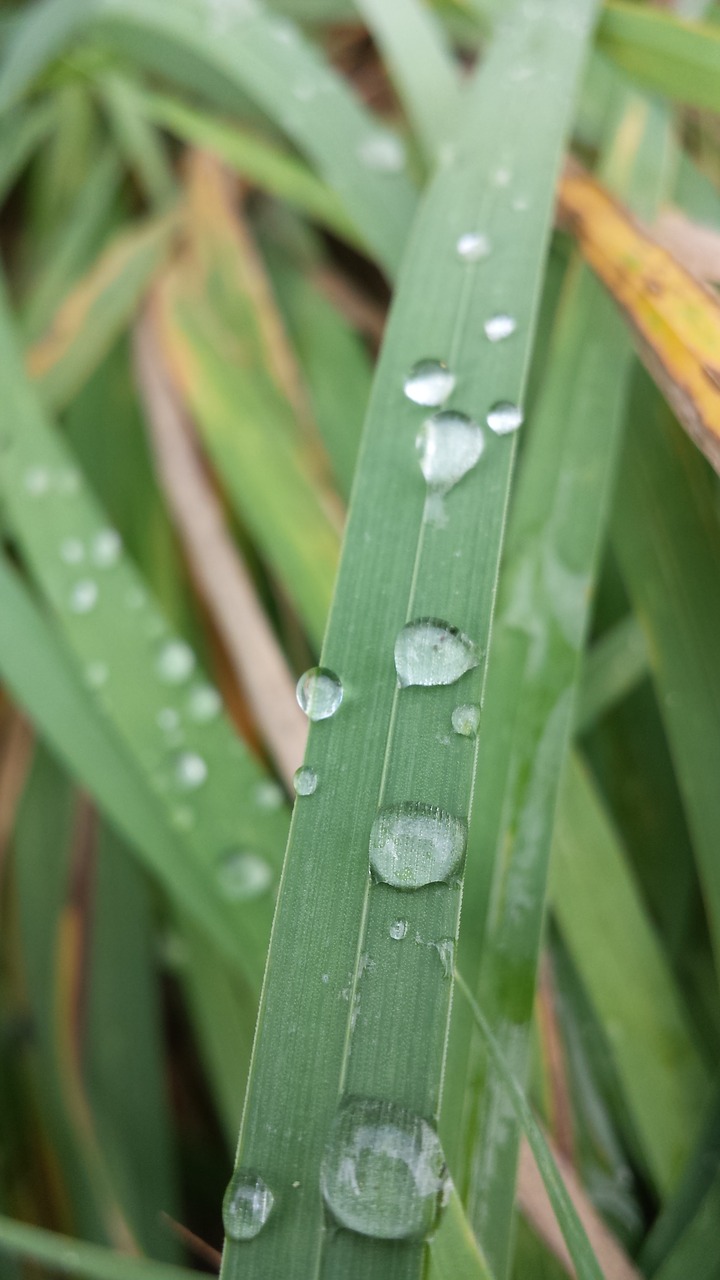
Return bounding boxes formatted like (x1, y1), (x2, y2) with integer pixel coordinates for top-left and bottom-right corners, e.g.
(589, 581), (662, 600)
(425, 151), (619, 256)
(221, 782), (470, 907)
(454, 971), (604, 1280)
(0, 98), (54, 204)
(575, 614), (648, 735)
(426, 1188), (494, 1280)
(0, 0), (418, 275)
(98, 76), (176, 211)
(219, 2), (599, 1276)
(0, 1215), (199, 1280)
(598, 2), (720, 114)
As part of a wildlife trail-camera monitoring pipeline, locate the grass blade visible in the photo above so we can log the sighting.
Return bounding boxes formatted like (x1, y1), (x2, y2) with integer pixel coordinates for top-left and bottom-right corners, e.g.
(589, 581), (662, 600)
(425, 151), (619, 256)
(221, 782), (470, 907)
(0, 1215), (199, 1280)
(219, 2), (599, 1275)
(598, 2), (720, 114)
(575, 615), (648, 735)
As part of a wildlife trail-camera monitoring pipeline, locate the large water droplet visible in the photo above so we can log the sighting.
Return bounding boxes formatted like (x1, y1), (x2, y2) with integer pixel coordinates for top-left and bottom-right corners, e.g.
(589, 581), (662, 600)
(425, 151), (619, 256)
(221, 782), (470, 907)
(175, 752), (208, 790)
(451, 703), (481, 737)
(403, 359), (456, 408)
(69, 580), (98, 614)
(157, 640), (196, 684)
(390, 919), (408, 941)
(394, 619), (479, 688)
(484, 313), (517, 342)
(416, 411), (484, 494)
(217, 849), (272, 901)
(60, 537), (84, 565)
(187, 683), (222, 722)
(369, 803), (467, 889)
(294, 766), (318, 796)
(456, 231), (490, 262)
(222, 1170), (274, 1241)
(358, 133), (406, 173)
(296, 667), (343, 721)
(486, 401), (524, 435)
(321, 1098), (447, 1240)
(91, 528), (122, 567)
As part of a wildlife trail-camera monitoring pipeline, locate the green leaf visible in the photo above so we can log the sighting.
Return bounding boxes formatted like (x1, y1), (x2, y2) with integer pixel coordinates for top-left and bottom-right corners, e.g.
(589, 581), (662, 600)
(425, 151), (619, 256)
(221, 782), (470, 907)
(599, 2), (720, 114)
(0, 1214), (199, 1280)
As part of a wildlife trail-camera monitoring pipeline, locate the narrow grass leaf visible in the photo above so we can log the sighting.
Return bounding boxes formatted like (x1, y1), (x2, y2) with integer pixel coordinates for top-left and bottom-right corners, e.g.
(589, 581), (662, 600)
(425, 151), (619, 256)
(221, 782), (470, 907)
(220, 3), (599, 1276)
(653, 1171), (720, 1280)
(426, 1188), (494, 1280)
(0, 1215), (199, 1280)
(98, 75), (177, 210)
(0, 0), (418, 274)
(575, 614), (648, 735)
(598, 2), (720, 114)
(454, 971), (604, 1280)
(0, 98), (54, 203)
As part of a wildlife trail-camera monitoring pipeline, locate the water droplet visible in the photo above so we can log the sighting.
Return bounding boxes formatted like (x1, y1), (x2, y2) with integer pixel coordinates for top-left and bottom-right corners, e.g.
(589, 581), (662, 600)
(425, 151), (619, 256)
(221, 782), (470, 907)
(493, 167), (512, 187)
(512, 196), (529, 212)
(55, 468), (80, 495)
(24, 467), (50, 496)
(157, 640), (195, 684)
(91, 528), (122, 567)
(125, 586), (146, 610)
(394, 618), (480, 688)
(293, 80), (316, 102)
(510, 65), (534, 82)
(484, 313), (517, 342)
(456, 231), (490, 262)
(157, 707), (180, 733)
(255, 780), (285, 811)
(431, 938), (455, 979)
(217, 849), (272, 901)
(60, 537), (84, 564)
(369, 803), (467, 889)
(390, 919), (408, 941)
(321, 1098), (447, 1240)
(223, 1170), (274, 1241)
(171, 805), (195, 831)
(294, 766), (318, 796)
(69, 579), (98, 614)
(296, 667), (343, 721)
(175, 752), (207, 790)
(188, 683), (222, 722)
(403, 359), (456, 408)
(271, 17), (298, 44)
(486, 401), (524, 435)
(86, 661), (108, 689)
(451, 703), (481, 737)
(416, 411), (484, 494)
(358, 133), (406, 173)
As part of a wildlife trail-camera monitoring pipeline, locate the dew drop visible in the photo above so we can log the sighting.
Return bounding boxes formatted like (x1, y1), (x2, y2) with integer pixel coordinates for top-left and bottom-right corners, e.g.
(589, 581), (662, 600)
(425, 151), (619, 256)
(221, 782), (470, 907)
(188, 683), (222, 722)
(55, 468), (80, 495)
(60, 537), (84, 565)
(486, 401), (524, 435)
(91, 527), (122, 567)
(431, 938), (455, 979)
(157, 640), (195, 684)
(223, 1170), (274, 1241)
(493, 166), (512, 187)
(394, 618), (479, 688)
(512, 196), (529, 213)
(24, 467), (50, 496)
(320, 1098), (448, 1240)
(451, 703), (481, 737)
(216, 849), (272, 901)
(293, 765), (318, 796)
(255, 779), (285, 811)
(358, 133), (406, 173)
(390, 919), (408, 941)
(293, 80), (316, 102)
(296, 667), (343, 721)
(369, 803), (467, 889)
(171, 805), (195, 831)
(69, 579), (98, 614)
(175, 751), (208, 790)
(484, 313), (517, 342)
(86, 661), (108, 689)
(157, 707), (180, 733)
(456, 231), (490, 262)
(125, 586), (146, 610)
(416, 410), (484, 494)
(403, 359), (455, 408)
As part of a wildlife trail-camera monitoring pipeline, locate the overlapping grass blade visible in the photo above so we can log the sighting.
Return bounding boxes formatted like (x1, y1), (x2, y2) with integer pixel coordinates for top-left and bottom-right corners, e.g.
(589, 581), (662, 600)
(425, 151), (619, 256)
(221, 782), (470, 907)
(98, 76), (176, 211)
(0, 0), (418, 275)
(598, 1), (720, 113)
(0, 1215), (198, 1280)
(0, 98), (54, 203)
(575, 614), (647, 735)
(220, 2), (599, 1276)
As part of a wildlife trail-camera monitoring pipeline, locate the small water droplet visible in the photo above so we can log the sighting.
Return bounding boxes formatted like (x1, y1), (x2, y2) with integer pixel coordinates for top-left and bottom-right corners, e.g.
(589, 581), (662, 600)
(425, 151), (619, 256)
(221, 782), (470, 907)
(403, 359), (455, 408)
(60, 537), (84, 564)
(217, 849), (272, 901)
(484, 313), (517, 342)
(296, 667), (343, 721)
(456, 231), (490, 262)
(493, 166), (512, 187)
(188, 683), (222, 722)
(24, 467), (50, 496)
(358, 132), (406, 173)
(69, 579), (98, 614)
(125, 586), (146, 610)
(157, 640), (195, 684)
(321, 1098), (448, 1240)
(175, 751), (207, 790)
(430, 938), (455, 979)
(451, 703), (481, 737)
(486, 401), (524, 435)
(369, 803), (467, 889)
(157, 707), (180, 733)
(223, 1170), (274, 1241)
(512, 196), (529, 212)
(390, 919), (408, 941)
(91, 527), (122, 567)
(171, 805), (195, 830)
(55, 468), (80, 495)
(394, 618), (480, 688)
(416, 411), (484, 494)
(293, 80), (316, 102)
(255, 780), (285, 811)
(86, 661), (108, 689)
(294, 766), (318, 796)
(510, 65), (534, 82)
